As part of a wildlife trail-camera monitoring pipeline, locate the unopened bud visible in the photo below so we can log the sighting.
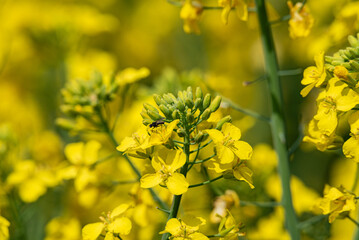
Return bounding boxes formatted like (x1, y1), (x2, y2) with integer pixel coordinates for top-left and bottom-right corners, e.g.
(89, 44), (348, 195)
(142, 119), (152, 126)
(147, 110), (163, 120)
(56, 118), (76, 130)
(194, 98), (202, 110)
(159, 105), (172, 118)
(186, 112), (194, 123)
(176, 100), (185, 112)
(203, 93), (211, 109)
(201, 108), (211, 120)
(210, 96), (222, 112)
(350, 60), (359, 71)
(196, 87), (203, 99)
(348, 35), (359, 48)
(194, 131), (204, 143)
(185, 98), (194, 109)
(216, 115), (232, 130)
(143, 103), (159, 114)
(172, 110), (180, 119)
(153, 94), (163, 106)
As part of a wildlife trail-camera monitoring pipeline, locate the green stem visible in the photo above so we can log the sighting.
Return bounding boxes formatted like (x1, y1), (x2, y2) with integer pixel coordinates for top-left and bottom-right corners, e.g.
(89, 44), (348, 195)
(188, 175), (223, 188)
(348, 216), (359, 228)
(254, 0), (300, 239)
(223, 97), (270, 122)
(96, 106), (168, 210)
(161, 123), (191, 240)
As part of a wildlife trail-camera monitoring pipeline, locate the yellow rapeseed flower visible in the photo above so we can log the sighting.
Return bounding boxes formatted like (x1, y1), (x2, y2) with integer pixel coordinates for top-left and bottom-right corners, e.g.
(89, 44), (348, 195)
(300, 51), (326, 97)
(160, 217), (208, 240)
(343, 111), (359, 162)
(0, 216), (10, 240)
(82, 204), (132, 240)
(180, 0), (203, 34)
(218, 0), (248, 25)
(140, 148), (189, 195)
(205, 123), (252, 164)
(317, 185), (356, 223)
(217, 212), (245, 240)
(287, 1), (314, 39)
(116, 67), (150, 86)
(210, 190), (239, 223)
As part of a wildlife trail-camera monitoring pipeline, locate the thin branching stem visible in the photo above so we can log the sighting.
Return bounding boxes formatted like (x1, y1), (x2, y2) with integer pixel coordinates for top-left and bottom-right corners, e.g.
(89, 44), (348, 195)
(223, 97), (270, 122)
(188, 175), (223, 188)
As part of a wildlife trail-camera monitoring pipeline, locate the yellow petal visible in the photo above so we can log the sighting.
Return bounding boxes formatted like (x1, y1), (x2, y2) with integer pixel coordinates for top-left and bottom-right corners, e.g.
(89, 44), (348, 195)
(162, 218), (182, 236)
(166, 173), (189, 195)
(169, 151), (186, 172)
(65, 142), (84, 165)
(19, 178), (47, 202)
(190, 232), (209, 240)
(343, 137), (359, 162)
(233, 164), (254, 189)
(235, 0), (248, 21)
(83, 140), (101, 165)
(217, 145), (235, 164)
(231, 141), (253, 160)
(222, 123), (241, 140)
(205, 129), (224, 144)
(108, 217), (132, 235)
(300, 82), (315, 97)
(110, 204), (130, 219)
(140, 173), (163, 188)
(82, 222), (104, 240)
(116, 137), (137, 152)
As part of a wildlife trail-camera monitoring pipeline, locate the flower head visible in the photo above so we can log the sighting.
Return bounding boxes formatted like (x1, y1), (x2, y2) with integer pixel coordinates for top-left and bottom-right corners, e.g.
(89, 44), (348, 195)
(180, 0), (203, 34)
(140, 148), (189, 195)
(287, 1), (314, 39)
(160, 217), (208, 240)
(205, 123), (252, 164)
(317, 185), (356, 223)
(300, 51), (326, 97)
(218, 0), (248, 25)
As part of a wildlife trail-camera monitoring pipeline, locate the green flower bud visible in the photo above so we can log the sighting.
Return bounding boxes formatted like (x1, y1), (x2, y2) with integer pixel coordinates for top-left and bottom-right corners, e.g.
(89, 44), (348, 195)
(162, 94), (174, 104)
(142, 119), (152, 126)
(342, 62), (351, 69)
(196, 87), (203, 99)
(159, 105), (172, 119)
(186, 112), (194, 123)
(153, 94), (163, 106)
(348, 47), (359, 58)
(325, 56), (334, 64)
(348, 35), (359, 48)
(177, 128), (185, 137)
(216, 115), (232, 130)
(147, 110), (163, 120)
(210, 96), (222, 112)
(201, 108), (211, 120)
(143, 103), (159, 114)
(194, 131), (204, 143)
(56, 118), (76, 130)
(177, 91), (185, 102)
(187, 86), (193, 101)
(194, 98), (202, 110)
(339, 49), (349, 61)
(350, 60), (359, 71)
(176, 100), (186, 112)
(140, 110), (150, 119)
(203, 93), (211, 109)
(332, 60), (344, 66)
(172, 110), (180, 119)
(185, 98), (194, 109)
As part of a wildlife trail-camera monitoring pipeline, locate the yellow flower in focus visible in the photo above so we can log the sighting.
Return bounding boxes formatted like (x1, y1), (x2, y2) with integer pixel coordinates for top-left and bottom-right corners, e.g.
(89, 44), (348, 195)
(205, 123), (252, 164)
(218, 0), (248, 25)
(317, 185), (356, 223)
(314, 78), (359, 135)
(300, 51), (326, 97)
(146, 120), (179, 148)
(0, 216), (10, 240)
(116, 67), (150, 86)
(140, 148), (188, 195)
(45, 217), (81, 240)
(208, 158), (254, 189)
(287, 1), (314, 39)
(180, 0), (203, 34)
(343, 111), (359, 162)
(82, 204), (132, 240)
(117, 126), (150, 158)
(303, 119), (343, 151)
(160, 217), (208, 240)
(210, 190), (239, 223)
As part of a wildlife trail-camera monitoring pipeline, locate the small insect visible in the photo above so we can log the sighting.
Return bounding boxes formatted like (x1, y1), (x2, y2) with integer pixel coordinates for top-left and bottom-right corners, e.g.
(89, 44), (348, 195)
(149, 119), (165, 128)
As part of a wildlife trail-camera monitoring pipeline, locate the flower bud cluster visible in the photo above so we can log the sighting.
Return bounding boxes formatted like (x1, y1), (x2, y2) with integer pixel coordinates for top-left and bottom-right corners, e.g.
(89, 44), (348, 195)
(60, 72), (118, 117)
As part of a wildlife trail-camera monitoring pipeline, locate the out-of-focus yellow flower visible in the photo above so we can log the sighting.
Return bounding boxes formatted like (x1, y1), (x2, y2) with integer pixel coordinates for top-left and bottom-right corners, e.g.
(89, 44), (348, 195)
(314, 78), (359, 135)
(218, 0), (248, 25)
(117, 125), (150, 158)
(45, 217), (81, 240)
(249, 144), (277, 172)
(287, 1), (314, 39)
(140, 148), (188, 195)
(343, 111), (359, 162)
(146, 120), (179, 148)
(300, 51), (326, 97)
(205, 123), (252, 164)
(6, 160), (58, 202)
(0, 216), (10, 240)
(60, 141), (102, 207)
(160, 217), (208, 240)
(303, 118), (343, 151)
(210, 190), (239, 223)
(82, 204), (132, 240)
(316, 185), (356, 223)
(180, 0), (203, 34)
(217, 212), (245, 240)
(116, 67), (150, 86)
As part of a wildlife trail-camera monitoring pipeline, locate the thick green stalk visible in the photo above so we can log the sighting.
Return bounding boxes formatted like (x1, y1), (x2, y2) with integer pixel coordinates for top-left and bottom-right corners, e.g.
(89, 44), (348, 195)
(254, 0), (300, 239)
(161, 126), (191, 240)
